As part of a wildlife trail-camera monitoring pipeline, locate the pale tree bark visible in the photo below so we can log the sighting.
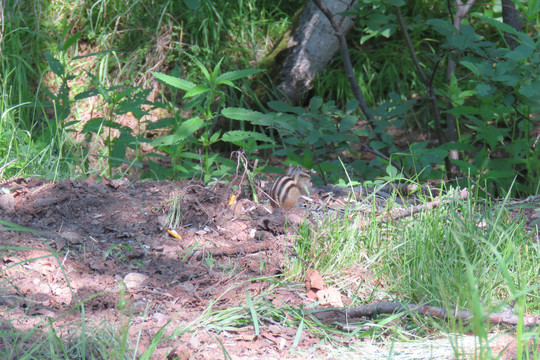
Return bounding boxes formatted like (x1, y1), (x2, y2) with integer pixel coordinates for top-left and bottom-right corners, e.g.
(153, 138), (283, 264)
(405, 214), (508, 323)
(271, 0), (357, 105)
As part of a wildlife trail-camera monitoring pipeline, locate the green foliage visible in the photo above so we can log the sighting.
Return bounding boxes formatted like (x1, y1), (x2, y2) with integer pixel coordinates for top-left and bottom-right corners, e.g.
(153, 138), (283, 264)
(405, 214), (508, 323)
(1, 0), (539, 196)
(81, 76), (153, 177)
(315, 1), (539, 195)
(151, 59), (270, 182)
(427, 15), (540, 195)
(225, 97), (369, 181)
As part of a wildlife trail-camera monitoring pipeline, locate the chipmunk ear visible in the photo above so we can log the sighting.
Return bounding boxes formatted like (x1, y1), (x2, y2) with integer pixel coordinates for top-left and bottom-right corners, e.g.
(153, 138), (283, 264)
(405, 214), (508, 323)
(287, 163), (295, 175)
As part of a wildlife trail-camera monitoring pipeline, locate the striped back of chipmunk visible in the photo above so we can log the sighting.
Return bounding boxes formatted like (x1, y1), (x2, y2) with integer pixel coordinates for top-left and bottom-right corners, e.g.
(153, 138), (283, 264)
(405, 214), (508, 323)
(269, 174), (297, 209)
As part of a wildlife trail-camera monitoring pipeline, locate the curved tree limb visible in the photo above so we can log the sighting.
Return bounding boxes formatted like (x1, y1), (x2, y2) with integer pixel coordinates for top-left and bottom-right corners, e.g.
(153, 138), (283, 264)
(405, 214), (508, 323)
(311, 0), (412, 176)
(444, 0), (476, 177)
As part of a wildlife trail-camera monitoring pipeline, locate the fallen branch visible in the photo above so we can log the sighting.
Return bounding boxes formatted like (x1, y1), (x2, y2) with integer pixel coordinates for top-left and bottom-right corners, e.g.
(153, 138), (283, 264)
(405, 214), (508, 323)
(191, 241), (275, 260)
(309, 301), (540, 327)
(388, 188), (469, 220)
(505, 195), (540, 207)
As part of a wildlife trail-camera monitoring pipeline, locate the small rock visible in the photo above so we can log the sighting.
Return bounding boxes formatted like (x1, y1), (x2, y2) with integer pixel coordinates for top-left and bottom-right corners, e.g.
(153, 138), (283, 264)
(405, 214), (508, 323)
(132, 299), (147, 313)
(157, 215), (167, 229)
(60, 231), (82, 244)
(0, 194), (16, 212)
(32, 197), (57, 209)
(123, 272), (148, 290)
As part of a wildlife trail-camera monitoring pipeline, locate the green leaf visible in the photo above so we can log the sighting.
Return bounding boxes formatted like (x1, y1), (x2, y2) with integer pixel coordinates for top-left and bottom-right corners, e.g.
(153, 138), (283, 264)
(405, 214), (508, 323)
(151, 117), (204, 146)
(459, 60), (479, 75)
(245, 289), (260, 336)
(152, 72), (196, 91)
(81, 118), (122, 133)
(222, 130), (274, 144)
(505, 44), (534, 61)
(74, 88), (100, 101)
(475, 15), (519, 36)
(485, 169), (517, 179)
(62, 32), (82, 51)
(209, 130), (221, 143)
(0, 220), (40, 232)
(426, 19), (457, 38)
(386, 164), (398, 178)
(184, 84), (210, 98)
(450, 158), (478, 172)
(339, 115), (357, 132)
(272, 113), (297, 132)
(178, 117), (204, 138)
(145, 117), (175, 130)
(188, 55), (212, 81)
(346, 98), (359, 113)
(475, 83), (494, 97)
(44, 51), (64, 76)
(211, 57), (224, 80)
(420, 147), (448, 163)
(292, 318), (304, 349)
(215, 68), (264, 82)
(151, 134), (182, 147)
(268, 101), (305, 115)
(179, 152), (201, 160)
(215, 79), (235, 88)
(222, 107), (264, 121)
(221, 107), (276, 126)
(519, 79), (540, 112)
(445, 106), (481, 116)
(184, 0), (200, 10)
(304, 129), (320, 144)
(516, 32), (535, 48)
(309, 96), (323, 111)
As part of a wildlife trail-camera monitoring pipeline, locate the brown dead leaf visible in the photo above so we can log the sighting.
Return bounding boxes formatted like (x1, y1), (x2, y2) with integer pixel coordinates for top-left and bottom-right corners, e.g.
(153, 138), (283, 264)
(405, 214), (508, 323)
(305, 269), (324, 291)
(306, 289), (318, 300)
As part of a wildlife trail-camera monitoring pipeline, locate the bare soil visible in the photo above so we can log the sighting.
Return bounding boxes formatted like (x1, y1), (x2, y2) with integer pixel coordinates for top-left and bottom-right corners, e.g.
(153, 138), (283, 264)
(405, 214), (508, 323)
(0, 176), (334, 359)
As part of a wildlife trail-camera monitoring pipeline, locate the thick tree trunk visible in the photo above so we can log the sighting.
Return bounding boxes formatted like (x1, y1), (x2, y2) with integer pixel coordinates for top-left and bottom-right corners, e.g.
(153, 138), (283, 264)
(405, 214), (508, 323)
(501, 0), (523, 50)
(271, 0), (356, 105)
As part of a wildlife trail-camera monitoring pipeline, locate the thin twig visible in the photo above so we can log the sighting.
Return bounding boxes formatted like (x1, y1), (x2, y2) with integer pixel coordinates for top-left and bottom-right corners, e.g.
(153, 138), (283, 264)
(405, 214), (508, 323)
(396, 6), (444, 148)
(311, 0), (373, 122)
(0, 159), (16, 173)
(360, 144), (410, 179)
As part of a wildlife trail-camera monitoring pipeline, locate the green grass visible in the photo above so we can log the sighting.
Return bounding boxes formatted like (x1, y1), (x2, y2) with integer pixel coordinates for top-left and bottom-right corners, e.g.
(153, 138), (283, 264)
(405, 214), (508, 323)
(0, 0), (305, 181)
(284, 187), (538, 358)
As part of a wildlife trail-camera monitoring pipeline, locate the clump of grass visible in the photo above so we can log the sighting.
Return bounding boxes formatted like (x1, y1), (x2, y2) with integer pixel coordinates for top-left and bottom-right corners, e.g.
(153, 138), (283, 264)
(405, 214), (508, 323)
(283, 187), (538, 357)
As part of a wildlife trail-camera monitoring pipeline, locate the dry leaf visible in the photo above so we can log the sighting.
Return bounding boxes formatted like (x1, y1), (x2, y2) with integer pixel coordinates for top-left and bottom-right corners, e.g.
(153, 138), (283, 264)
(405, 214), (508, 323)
(317, 287), (343, 307)
(305, 269), (324, 291)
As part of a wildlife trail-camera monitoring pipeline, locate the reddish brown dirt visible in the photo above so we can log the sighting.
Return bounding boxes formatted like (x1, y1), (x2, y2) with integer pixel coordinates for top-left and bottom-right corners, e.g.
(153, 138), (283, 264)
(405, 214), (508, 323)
(0, 177), (323, 359)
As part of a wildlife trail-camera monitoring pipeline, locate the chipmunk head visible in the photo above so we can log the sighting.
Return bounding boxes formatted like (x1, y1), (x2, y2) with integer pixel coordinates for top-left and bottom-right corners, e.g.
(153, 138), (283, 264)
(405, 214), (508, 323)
(287, 164), (312, 195)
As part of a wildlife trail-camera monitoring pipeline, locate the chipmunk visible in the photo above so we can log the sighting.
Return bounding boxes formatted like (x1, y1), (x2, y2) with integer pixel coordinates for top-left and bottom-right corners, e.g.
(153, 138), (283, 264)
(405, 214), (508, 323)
(269, 165), (312, 210)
